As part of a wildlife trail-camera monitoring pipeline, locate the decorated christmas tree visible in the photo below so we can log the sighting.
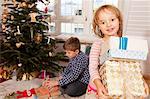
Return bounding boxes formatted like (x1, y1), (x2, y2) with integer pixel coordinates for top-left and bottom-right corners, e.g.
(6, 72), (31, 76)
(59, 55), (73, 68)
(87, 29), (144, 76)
(0, 0), (63, 81)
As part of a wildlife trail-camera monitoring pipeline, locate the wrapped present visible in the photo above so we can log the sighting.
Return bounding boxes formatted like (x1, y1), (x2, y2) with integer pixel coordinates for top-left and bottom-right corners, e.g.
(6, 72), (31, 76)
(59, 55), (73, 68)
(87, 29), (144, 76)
(99, 60), (149, 98)
(35, 86), (61, 99)
(35, 87), (50, 99)
(100, 36), (148, 64)
(16, 88), (36, 98)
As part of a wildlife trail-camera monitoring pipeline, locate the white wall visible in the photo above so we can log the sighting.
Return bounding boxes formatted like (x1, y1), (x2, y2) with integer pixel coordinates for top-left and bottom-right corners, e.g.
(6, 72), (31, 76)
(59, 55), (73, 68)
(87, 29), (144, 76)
(120, 0), (150, 74)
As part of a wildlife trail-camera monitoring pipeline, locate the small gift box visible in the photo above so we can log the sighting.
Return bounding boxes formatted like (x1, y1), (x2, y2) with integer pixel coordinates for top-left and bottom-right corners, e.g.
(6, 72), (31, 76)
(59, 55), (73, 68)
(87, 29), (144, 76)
(100, 36), (148, 64)
(35, 86), (61, 99)
(16, 88), (37, 99)
(35, 87), (50, 99)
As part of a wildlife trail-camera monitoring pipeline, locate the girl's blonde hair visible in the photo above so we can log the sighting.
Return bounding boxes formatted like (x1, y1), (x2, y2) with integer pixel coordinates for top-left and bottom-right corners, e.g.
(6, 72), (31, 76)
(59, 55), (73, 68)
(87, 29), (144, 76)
(93, 4), (123, 38)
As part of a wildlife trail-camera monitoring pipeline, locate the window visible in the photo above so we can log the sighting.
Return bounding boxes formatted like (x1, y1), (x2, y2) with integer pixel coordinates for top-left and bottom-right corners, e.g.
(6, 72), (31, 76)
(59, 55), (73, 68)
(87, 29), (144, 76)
(37, 0), (118, 42)
(93, 0), (118, 10)
(57, 0), (85, 35)
(61, 0), (82, 16)
(48, 22), (55, 33)
(61, 23), (83, 34)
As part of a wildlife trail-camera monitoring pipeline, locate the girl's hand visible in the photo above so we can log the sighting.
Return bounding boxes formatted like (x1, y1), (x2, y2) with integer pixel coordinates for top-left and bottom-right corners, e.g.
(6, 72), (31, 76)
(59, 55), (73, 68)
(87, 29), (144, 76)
(97, 83), (108, 98)
(94, 78), (108, 98)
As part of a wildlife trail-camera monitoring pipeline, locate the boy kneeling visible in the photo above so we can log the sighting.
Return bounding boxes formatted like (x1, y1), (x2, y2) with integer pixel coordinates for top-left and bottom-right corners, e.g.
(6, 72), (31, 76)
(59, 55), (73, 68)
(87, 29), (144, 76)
(41, 37), (90, 97)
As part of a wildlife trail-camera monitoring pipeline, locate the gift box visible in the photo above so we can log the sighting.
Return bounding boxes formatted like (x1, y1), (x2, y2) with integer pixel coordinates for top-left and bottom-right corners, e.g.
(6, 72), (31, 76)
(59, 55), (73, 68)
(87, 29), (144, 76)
(35, 86), (61, 99)
(99, 60), (149, 97)
(100, 36), (148, 64)
(35, 87), (50, 99)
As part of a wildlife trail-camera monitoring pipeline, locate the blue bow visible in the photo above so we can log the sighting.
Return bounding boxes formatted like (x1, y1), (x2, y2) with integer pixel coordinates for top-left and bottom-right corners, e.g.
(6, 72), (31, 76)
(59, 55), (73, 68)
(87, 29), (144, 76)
(119, 37), (128, 50)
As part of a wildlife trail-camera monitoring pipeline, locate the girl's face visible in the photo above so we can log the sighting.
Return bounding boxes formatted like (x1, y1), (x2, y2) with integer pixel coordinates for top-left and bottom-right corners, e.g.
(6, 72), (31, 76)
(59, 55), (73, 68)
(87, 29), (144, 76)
(98, 9), (119, 37)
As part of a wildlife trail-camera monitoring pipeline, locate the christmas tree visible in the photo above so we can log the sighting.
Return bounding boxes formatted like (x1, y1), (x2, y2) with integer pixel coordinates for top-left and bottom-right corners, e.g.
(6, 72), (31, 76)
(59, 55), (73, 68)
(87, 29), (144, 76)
(0, 0), (64, 80)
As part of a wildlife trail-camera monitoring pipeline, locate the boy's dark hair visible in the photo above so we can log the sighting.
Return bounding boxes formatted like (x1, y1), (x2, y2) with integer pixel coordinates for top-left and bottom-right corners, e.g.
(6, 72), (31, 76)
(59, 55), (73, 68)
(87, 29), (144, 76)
(63, 37), (80, 51)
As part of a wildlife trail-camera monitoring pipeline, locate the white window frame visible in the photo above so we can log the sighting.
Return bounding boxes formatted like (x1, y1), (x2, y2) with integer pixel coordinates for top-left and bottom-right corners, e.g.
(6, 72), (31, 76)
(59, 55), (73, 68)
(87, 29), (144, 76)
(53, 0), (92, 35)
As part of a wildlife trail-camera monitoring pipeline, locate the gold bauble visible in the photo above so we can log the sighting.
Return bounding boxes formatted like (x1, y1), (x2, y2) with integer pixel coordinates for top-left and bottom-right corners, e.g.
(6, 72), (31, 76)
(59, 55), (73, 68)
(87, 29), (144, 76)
(11, 15), (14, 20)
(34, 33), (42, 44)
(16, 42), (22, 48)
(22, 2), (27, 7)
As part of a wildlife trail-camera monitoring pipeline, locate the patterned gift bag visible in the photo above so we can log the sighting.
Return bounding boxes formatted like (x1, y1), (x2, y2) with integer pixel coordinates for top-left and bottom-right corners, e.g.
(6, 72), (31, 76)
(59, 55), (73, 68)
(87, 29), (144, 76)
(99, 60), (149, 99)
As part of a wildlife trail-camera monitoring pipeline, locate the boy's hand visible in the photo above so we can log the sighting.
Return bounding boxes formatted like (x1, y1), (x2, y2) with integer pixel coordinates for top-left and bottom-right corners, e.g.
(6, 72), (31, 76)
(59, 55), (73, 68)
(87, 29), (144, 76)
(59, 76), (62, 80)
(42, 78), (59, 90)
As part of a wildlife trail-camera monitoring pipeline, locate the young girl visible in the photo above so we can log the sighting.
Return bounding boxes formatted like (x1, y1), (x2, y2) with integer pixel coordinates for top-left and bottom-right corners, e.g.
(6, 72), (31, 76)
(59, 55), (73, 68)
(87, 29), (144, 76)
(86, 4), (148, 99)
(86, 4), (123, 98)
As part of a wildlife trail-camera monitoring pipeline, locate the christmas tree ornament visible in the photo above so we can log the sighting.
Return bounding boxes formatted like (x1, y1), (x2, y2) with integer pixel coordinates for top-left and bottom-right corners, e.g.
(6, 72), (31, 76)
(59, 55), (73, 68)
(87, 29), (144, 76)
(21, 2), (27, 7)
(6, 36), (11, 39)
(2, 18), (7, 23)
(12, 0), (16, 6)
(36, 0), (55, 14)
(46, 15), (51, 23)
(10, 15), (14, 20)
(2, 24), (6, 32)
(16, 26), (21, 35)
(33, 33), (43, 44)
(3, 5), (8, 15)
(49, 52), (52, 56)
(22, 72), (38, 80)
(47, 36), (55, 44)
(16, 42), (24, 48)
(29, 12), (38, 22)
(18, 63), (22, 67)
(3, 39), (7, 43)
(2, 23), (6, 32)
(2, 14), (7, 19)
(47, 36), (51, 44)
(17, 2), (25, 8)
(16, 42), (22, 48)
(28, 3), (35, 8)
(45, 6), (48, 13)
(40, 70), (46, 79)
(22, 73), (27, 80)
(0, 67), (9, 83)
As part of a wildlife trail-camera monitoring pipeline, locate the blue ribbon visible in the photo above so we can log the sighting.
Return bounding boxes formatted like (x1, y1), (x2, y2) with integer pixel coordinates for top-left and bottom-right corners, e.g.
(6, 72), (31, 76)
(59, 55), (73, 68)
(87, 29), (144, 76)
(119, 37), (128, 50)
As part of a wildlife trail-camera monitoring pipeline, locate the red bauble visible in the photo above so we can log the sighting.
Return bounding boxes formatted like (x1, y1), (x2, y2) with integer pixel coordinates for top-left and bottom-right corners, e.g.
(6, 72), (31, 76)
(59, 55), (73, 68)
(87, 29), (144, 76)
(44, 7), (48, 13)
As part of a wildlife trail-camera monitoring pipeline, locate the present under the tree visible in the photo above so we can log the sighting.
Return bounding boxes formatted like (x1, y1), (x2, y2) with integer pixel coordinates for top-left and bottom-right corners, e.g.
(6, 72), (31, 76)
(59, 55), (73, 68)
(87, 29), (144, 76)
(99, 60), (149, 98)
(100, 36), (148, 64)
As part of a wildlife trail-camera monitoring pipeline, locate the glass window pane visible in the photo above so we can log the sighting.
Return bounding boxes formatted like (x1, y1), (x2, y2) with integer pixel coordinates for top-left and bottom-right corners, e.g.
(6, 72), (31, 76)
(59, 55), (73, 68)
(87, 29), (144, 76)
(61, 0), (82, 16)
(48, 22), (55, 33)
(61, 23), (83, 34)
(93, 0), (118, 11)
